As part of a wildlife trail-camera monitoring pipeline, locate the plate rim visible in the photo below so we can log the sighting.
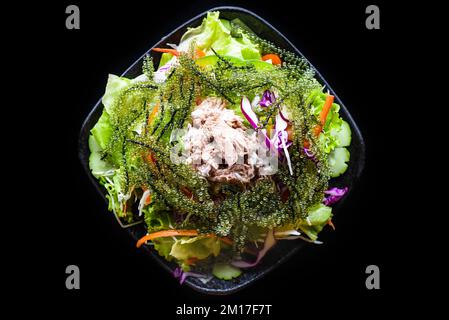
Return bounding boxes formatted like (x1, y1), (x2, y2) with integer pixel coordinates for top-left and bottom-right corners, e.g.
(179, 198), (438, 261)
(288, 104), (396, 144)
(78, 5), (366, 295)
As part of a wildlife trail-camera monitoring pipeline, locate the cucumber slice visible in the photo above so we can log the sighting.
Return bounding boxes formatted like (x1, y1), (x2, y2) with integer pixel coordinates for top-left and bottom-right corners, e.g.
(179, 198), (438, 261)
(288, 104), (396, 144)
(329, 147), (350, 178)
(335, 120), (352, 147)
(212, 263), (242, 280)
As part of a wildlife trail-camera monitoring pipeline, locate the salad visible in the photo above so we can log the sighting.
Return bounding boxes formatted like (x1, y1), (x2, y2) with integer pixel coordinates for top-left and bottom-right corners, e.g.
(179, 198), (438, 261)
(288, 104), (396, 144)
(88, 11), (352, 283)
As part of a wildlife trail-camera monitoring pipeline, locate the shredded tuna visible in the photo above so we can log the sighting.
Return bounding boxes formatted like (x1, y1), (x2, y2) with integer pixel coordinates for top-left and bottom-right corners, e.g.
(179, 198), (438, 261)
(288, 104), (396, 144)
(183, 97), (265, 183)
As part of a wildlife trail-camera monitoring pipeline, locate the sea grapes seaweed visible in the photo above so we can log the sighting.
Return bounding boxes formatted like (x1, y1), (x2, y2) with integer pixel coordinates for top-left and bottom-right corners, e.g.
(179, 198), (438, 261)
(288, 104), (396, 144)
(102, 45), (332, 248)
(153, 66), (198, 142)
(104, 82), (158, 164)
(212, 179), (290, 249)
(126, 138), (211, 199)
(142, 54), (155, 80)
(178, 54), (236, 104)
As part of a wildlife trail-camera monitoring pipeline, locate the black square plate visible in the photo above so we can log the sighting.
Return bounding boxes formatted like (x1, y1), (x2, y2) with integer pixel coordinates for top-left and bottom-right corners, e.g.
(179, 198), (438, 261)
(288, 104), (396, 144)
(79, 6), (365, 295)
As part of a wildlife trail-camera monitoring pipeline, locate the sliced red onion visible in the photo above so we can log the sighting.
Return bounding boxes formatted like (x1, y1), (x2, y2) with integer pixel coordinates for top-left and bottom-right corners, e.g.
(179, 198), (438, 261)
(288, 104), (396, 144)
(268, 114), (293, 175)
(274, 230), (301, 237)
(166, 43), (178, 50)
(172, 267), (207, 285)
(275, 113), (288, 131)
(303, 147), (314, 157)
(242, 96), (274, 151)
(138, 189), (151, 217)
(271, 114), (288, 150)
(154, 57), (177, 83)
(259, 90), (276, 108)
(279, 110), (290, 123)
(231, 229), (276, 268)
(279, 131), (293, 175)
(324, 187), (349, 196)
(323, 187), (349, 206)
(261, 129), (272, 150)
(241, 96), (259, 129)
(303, 147), (318, 163)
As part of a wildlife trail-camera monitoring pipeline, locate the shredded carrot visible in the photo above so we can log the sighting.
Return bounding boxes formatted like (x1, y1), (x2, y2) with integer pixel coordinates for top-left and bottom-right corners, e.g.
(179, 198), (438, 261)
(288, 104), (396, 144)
(144, 152), (157, 165)
(148, 103), (159, 125)
(262, 54), (282, 65)
(319, 95), (334, 126)
(313, 94), (335, 136)
(186, 257), (198, 265)
(287, 125), (294, 141)
(219, 237), (233, 246)
(136, 229), (235, 249)
(195, 48), (206, 58)
(180, 186), (193, 199)
(195, 96), (204, 105)
(144, 193), (152, 205)
(328, 219), (335, 230)
(313, 125), (323, 136)
(303, 140), (311, 148)
(152, 47), (180, 57)
(136, 229), (199, 248)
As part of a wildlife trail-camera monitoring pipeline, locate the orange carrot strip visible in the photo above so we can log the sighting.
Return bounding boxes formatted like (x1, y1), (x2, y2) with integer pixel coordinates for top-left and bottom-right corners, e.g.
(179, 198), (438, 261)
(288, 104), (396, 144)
(144, 193), (152, 205)
(180, 186), (193, 199)
(195, 48), (206, 58)
(303, 140), (311, 148)
(262, 54), (282, 65)
(136, 229), (199, 248)
(319, 95), (335, 126)
(328, 219), (336, 230)
(219, 237), (233, 246)
(313, 125), (323, 136)
(148, 103), (159, 125)
(186, 257), (198, 265)
(313, 94), (335, 136)
(152, 48), (180, 57)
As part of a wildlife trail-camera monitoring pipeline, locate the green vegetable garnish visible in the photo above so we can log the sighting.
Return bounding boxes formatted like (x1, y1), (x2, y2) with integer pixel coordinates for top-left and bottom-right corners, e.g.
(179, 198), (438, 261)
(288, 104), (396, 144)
(87, 10), (352, 281)
(212, 263), (242, 280)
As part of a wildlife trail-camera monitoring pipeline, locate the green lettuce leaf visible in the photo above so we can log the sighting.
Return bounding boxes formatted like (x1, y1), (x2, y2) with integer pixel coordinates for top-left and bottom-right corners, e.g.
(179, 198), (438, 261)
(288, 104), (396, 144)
(298, 204), (333, 241)
(178, 11), (261, 61)
(90, 110), (113, 150)
(101, 171), (122, 215)
(170, 236), (221, 261)
(102, 74), (132, 114)
(143, 196), (171, 233)
(88, 135), (115, 178)
(158, 52), (174, 69)
(153, 238), (175, 260)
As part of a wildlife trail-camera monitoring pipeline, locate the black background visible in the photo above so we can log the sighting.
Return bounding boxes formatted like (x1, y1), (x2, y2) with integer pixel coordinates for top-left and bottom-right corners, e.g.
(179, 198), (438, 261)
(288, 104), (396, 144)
(14, 0), (420, 316)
